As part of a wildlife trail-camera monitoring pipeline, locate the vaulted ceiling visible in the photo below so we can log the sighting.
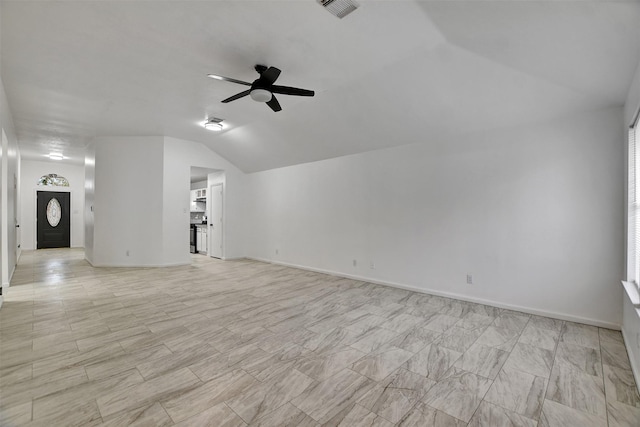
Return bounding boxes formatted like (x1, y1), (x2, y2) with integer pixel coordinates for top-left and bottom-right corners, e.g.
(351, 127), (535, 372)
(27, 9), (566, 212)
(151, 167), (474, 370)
(2, 0), (640, 172)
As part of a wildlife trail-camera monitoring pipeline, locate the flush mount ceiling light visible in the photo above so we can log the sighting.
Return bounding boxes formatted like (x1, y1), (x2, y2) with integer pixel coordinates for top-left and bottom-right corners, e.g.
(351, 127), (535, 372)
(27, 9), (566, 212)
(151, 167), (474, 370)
(204, 117), (223, 131)
(49, 152), (63, 160)
(249, 89), (272, 102)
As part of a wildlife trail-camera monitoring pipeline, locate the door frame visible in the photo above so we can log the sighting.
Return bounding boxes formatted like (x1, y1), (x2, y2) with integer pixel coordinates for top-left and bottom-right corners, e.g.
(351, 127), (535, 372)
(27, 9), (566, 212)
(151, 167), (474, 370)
(208, 183), (223, 259)
(34, 187), (73, 249)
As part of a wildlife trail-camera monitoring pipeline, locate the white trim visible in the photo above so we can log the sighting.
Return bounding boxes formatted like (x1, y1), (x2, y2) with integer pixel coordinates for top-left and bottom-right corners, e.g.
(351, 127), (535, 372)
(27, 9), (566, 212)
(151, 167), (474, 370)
(248, 257), (622, 330)
(33, 187), (73, 249)
(621, 326), (640, 394)
(84, 257), (190, 268)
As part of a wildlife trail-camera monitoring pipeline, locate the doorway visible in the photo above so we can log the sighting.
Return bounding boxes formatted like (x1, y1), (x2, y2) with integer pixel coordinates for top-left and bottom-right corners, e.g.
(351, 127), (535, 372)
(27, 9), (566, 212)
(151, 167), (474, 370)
(209, 183), (223, 258)
(37, 191), (70, 249)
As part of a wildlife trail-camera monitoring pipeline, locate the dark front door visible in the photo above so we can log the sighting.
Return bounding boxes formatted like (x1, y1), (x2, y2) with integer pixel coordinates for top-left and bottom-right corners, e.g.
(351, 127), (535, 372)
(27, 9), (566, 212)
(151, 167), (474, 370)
(37, 191), (70, 249)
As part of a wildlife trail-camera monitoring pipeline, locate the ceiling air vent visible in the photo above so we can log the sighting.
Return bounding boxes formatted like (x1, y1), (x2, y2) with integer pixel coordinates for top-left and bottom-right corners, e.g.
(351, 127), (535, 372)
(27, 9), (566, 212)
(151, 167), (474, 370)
(317, 0), (359, 19)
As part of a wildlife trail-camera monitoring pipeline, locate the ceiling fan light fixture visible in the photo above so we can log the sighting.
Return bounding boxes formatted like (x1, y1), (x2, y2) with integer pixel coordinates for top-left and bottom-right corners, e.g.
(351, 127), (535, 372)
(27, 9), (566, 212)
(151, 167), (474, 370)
(204, 117), (224, 131)
(250, 89), (272, 103)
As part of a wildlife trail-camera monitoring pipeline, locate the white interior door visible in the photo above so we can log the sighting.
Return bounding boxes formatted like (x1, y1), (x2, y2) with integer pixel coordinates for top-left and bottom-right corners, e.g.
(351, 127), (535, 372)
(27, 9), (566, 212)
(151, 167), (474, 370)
(208, 184), (223, 258)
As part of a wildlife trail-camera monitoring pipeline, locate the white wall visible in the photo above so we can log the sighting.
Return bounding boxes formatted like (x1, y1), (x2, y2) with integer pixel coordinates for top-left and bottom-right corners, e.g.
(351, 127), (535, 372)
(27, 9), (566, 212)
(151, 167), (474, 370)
(20, 160), (85, 250)
(162, 137), (246, 264)
(0, 56), (20, 301)
(623, 59), (640, 388)
(84, 146), (95, 262)
(246, 106), (624, 328)
(89, 136), (165, 266)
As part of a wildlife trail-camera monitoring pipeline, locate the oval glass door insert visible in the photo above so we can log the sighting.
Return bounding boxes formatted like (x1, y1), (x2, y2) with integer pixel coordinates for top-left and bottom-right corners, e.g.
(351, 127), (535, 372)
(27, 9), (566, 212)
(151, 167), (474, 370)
(46, 198), (62, 227)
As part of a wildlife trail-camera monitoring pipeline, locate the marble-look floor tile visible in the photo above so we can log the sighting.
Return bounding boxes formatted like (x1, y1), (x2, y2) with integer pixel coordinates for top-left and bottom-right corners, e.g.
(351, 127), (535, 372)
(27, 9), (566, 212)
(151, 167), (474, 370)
(607, 400), (640, 427)
(33, 368), (144, 421)
(296, 346), (366, 381)
(453, 342), (509, 379)
(421, 368), (493, 422)
(546, 359), (606, 419)
(298, 327), (357, 355)
(0, 362), (33, 386)
(484, 366), (547, 420)
(30, 399), (103, 426)
(503, 342), (554, 378)
(559, 322), (600, 350)
(475, 326), (520, 352)
(350, 346), (414, 382)
(249, 402), (318, 427)
(100, 402), (174, 427)
(379, 313), (424, 334)
(555, 342), (602, 377)
(96, 367), (201, 419)
(422, 314), (460, 333)
(601, 340), (632, 371)
(492, 313), (530, 333)
(0, 401), (32, 425)
(403, 344), (462, 381)
(528, 315), (563, 332)
(603, 364), (640, 407)
(5, 250), (639, 427)
(388, 326), (440, 353)
(456, 313), (494, 331)
(519, 323), (559, 351)
(1, 365), (89, 410)
(348, 327), (399, 354)
(291, 368), (375, 424)
(225, 368), (314, 424)
(171, 403), (246, 427)
(539, 399), (606, 427)
(162, 369), (257, 423)
(135, 345), (216, 379)
(188, 344), (269, 382)
(599, 328), (624, 346)
(84, 344), (173, 381)
(396, 402), (466, 426)
(358, 368), (435, 423)
(329, 403), (394, 427)
(434, 326), (483, 353)
(468, 401), (537, 427)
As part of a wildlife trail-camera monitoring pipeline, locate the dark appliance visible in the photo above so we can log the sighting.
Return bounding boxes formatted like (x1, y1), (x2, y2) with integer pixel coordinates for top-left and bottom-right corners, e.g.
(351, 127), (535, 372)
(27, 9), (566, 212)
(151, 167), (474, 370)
(190, 224), (198, 254)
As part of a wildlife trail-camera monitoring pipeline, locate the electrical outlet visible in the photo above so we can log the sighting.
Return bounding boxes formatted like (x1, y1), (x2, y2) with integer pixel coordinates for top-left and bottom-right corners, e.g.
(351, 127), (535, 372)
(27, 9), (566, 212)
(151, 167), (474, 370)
(370, 262), (375, 269)
(353, 259), (357, 267)
(126, 250), (130, 257)
(275, 249), (279, 255)
(466, 274), (473, 284)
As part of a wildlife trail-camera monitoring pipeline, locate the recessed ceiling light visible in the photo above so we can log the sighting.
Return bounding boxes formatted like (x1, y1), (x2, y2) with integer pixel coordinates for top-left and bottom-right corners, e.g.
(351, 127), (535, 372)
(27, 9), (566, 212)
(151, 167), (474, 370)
(204, 117), (224, 131)
(49, 153), (64, 160)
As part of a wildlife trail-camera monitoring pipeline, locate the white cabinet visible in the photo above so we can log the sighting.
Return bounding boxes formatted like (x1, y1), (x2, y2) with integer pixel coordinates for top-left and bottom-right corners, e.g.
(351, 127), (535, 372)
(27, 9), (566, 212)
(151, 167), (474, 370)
(190, 189), (206, 212)
(196, 226), (208, 254)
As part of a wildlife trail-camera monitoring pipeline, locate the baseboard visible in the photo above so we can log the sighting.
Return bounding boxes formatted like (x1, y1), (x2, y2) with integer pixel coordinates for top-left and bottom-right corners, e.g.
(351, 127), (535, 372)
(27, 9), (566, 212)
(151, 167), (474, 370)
(621, 327), (640, 394)
(85, 258), (190, 268)
(247, 257), (621, 330)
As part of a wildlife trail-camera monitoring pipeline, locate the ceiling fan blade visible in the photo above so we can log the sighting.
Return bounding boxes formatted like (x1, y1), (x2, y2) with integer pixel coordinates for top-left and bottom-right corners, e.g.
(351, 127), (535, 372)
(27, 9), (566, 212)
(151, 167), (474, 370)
(221, 90), (251, 103)
(266, 96), (282, 112)
(271, 85), (315, 97)
(207, 74), (252, 86)
(261, 67), (281, 85)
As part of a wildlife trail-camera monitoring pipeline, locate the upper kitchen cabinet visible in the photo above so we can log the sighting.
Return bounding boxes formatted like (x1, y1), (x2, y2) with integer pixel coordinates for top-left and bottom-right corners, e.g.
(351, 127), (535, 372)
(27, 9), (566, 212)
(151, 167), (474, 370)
(190, 189), (206, 212)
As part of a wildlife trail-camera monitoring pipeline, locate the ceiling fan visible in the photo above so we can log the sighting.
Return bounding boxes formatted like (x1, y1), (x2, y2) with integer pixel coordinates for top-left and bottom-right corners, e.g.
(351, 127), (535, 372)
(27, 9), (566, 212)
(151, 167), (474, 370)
(208, 65), (314, 112)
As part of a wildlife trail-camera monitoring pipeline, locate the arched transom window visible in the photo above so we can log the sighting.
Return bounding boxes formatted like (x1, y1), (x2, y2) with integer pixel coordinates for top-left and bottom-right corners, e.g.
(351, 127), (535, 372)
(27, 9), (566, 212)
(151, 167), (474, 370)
(37, 174), (69, 187)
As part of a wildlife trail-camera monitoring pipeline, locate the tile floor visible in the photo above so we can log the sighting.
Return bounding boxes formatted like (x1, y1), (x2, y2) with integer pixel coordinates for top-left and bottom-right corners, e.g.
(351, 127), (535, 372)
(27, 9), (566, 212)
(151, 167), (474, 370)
(1, 248), (639, 426)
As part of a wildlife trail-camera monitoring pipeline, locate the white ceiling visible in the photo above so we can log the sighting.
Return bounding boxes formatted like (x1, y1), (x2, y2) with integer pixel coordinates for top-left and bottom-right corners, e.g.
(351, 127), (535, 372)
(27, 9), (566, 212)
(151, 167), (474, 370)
(2, 0), (640, 172)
